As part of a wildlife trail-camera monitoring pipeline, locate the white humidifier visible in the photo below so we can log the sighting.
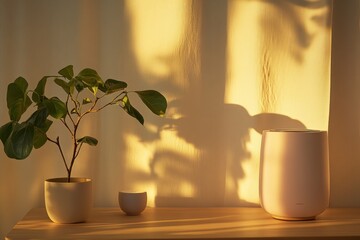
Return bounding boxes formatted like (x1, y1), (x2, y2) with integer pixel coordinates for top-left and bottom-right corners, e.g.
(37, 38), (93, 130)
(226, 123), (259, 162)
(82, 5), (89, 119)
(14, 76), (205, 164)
(259, 129), (330, 220)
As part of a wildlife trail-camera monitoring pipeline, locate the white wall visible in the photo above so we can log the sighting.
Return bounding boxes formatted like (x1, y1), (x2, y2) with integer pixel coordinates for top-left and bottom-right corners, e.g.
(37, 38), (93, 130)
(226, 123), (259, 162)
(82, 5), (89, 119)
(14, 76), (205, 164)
(0, 0), (340, 238)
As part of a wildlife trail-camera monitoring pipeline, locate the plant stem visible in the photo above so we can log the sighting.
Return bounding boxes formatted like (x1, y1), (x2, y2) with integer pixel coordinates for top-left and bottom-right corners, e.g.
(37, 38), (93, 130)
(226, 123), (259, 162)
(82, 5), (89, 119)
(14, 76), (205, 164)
(65, 95), (76, 126)
(74, 142), (83, 159)
(67, 114), (81, 182)
(48, 136), (70, 176)
(80, 97), (99, 119)
(60, 118), (73, 135)
(69, 93), (80, 117)
(92, 91), (126, 113)
(53, 91), (125, 182)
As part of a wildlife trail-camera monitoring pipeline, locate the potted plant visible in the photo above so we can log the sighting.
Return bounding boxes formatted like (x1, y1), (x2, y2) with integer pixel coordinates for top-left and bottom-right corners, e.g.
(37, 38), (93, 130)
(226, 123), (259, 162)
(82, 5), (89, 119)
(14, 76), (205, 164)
(0, 65), (167, 223)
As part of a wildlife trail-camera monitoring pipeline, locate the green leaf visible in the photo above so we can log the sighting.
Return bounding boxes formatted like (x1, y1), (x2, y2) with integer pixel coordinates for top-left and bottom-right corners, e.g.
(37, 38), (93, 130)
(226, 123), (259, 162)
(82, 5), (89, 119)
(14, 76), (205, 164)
(43, 97), (67, 119)
(54, 78), (71, 94)
(76, 68), (104, 95)
(82, 98), (92, 105)
(103, 79), (127, 94)
(76, 68), (102, 86)
(32, 76), (48, 103)
(33, 127), (47, 149)
(5, 122), (34, 159)
(8, 99), (28, 121)
(26, 107), (49, 129)
(3, 135), (16, 159)
(28, 117), (52, 149)
(58, 65), (74, 80)
(69, 78), (85, 92)
(7, 81), (24, 109)
(13, 77), (28, 94)
(0, 122), (14, 145)
(135, 90), (167, 116)
(98, 83), (107, 93)
(7, 77), (32, 121)
(77, 136), (98, 146)
(80, 76), (98, 87)
(89, 86), (98, 95)
(122, 95), (144, 125)
(39, 119), (53, 133)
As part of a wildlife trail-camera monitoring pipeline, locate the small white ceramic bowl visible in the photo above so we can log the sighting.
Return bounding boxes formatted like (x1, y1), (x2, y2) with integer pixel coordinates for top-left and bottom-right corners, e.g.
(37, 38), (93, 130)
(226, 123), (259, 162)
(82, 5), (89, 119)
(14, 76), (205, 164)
(118, 191), (147, 216)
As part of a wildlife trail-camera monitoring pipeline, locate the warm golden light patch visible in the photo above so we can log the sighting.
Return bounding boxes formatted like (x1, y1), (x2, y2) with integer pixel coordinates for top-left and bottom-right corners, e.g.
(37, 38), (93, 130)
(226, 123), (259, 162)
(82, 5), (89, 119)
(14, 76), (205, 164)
(237, 129), (261, 204)
(225, 1), (331, 205)
(124, 128), (199, 206)
(123, 133), (156, 206)
(154, 129), (198, 199)
(122, 0), (331, 207)
(225, 1), (262, 114)
(125, 0), (187, 80)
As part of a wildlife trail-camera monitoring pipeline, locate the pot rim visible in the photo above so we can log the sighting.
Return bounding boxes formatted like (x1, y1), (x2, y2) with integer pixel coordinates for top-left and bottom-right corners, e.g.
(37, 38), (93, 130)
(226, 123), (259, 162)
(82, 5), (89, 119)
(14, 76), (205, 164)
(45, 177), (92, 183)
(264, 129), (326, 133)
(119, 191), (147, 195)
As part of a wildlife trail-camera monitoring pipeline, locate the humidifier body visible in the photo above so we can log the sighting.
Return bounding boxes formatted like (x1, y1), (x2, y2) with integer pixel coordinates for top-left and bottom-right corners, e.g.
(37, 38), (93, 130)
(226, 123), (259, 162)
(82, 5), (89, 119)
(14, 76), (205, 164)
(259, 130), (330, 220)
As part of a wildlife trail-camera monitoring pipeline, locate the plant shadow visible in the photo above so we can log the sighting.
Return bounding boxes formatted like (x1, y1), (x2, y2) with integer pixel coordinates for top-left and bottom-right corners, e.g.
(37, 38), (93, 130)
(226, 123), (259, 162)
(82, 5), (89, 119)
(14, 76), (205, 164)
(93, 0), (332, 207)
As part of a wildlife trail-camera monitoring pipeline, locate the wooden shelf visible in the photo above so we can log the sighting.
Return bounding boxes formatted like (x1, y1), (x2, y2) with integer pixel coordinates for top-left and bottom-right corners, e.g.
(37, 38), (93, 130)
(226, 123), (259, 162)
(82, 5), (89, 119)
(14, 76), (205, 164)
(6, 208), (360, 239)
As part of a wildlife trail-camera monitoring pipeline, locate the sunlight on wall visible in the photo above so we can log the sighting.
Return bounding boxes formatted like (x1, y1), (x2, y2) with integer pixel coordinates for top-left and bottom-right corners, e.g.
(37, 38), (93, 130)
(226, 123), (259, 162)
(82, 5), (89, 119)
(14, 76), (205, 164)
(225, 1), (332, 204)
(125, 0), (188, 82)
(155, 130), (198, 199)
(226, 0), (331, 123)
(124, 133), (157, 206)
(124, 0), (201, 206)
(225, 1), (262, 114)
(237, 129), (262, 204)
(124, 129), (198, 207)
(124, 0), (331, 207)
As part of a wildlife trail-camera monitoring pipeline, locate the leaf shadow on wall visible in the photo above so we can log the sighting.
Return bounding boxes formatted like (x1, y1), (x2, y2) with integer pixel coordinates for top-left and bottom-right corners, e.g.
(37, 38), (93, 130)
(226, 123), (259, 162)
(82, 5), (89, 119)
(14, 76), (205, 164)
(130, 0), (306, 207)
(150, 103), (306, 207)
(260, 0), (332, 63)
(109, 0), (315, 207)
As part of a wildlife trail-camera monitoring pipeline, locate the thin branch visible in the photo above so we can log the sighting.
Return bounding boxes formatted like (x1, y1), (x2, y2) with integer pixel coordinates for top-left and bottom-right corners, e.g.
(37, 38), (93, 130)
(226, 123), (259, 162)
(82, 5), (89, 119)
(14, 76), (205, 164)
(46, 127), (70, 177)
(75, 91), (81, 114)
(47, 137), (58, 145)
(97, 92), (107, 99)
(92, 91), (126, 113)
(78, 97), (100, 121)
(67, 114), (81, 180)
(92, 101), (113, 113)
(60, 118), (73, 135)
(69, 92), (80, 117)
(88, 97), (100, 113)
(55, 137), (70, 173)
(65, 94), (76, 126)
(74, 142), (84, 159)
(68, 133), (79, 179)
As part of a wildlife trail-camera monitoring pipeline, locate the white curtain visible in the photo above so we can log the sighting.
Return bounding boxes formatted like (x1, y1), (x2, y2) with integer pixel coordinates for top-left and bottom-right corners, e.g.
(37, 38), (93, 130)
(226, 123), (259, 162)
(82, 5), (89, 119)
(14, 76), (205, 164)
(0, 0), (340, 237)
(329, 0), (360, 208)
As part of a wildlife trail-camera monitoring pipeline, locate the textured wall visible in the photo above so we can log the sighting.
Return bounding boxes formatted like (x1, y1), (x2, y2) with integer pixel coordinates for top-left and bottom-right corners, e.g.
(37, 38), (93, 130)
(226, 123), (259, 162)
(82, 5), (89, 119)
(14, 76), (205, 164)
(0, 0), (334, 237)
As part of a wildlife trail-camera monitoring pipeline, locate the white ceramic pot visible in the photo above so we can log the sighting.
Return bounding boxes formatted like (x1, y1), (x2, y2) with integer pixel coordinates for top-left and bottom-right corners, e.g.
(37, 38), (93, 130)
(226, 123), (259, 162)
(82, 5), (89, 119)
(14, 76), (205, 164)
(259, 130), (329, 220)
(45, 178), (92, 223)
